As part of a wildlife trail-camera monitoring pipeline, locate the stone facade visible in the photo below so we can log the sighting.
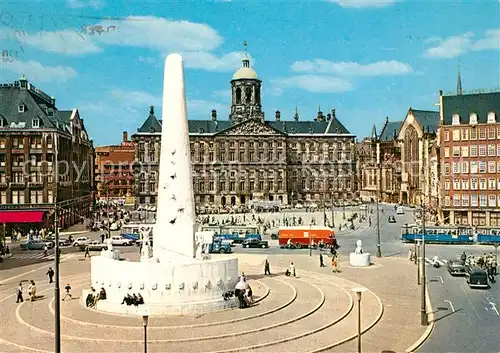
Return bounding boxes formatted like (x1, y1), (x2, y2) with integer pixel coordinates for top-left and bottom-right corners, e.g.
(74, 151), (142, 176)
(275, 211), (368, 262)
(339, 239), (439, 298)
(439, 90), (500, 226)
(132, 54), (357, 208)
(94, 131), (135, 200)
(0, 77), (94, 228)
(358, 118), (402, 203)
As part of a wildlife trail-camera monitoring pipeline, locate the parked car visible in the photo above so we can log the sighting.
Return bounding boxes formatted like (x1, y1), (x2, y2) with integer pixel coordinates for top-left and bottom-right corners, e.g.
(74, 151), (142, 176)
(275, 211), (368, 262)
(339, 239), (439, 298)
(20, 239), (54, 250)
(81, 240), (108, 251)
(242, 238), (269, 249)
(388, 215), (396, 223)
(465, 266), (489, 289)
(107, 236), (135, 246)
(73, 237), (91, 247)
(447, 260), (466, 276)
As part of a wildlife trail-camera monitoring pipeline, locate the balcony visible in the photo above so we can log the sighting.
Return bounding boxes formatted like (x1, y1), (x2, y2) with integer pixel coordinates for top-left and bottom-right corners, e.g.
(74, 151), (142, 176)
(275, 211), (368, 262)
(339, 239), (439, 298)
(28, 181), (44, 188)
(10, 181), (26, 188)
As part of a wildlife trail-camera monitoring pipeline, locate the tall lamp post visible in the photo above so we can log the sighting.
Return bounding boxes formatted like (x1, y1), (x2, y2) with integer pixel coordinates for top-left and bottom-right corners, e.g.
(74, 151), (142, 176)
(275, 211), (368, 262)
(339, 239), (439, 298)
(308, 222), (313, 257)
(375, 140), (382, 258)
(331, 193), (335, 228)
(142, 315), (149, 353)
(351, 287), (368, 353)
(420, 195), (428, 326)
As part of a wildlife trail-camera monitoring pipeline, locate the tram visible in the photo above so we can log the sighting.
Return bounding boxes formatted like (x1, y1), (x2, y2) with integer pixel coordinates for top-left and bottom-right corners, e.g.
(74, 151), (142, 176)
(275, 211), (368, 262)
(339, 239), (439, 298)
(401, 224), (500, 244)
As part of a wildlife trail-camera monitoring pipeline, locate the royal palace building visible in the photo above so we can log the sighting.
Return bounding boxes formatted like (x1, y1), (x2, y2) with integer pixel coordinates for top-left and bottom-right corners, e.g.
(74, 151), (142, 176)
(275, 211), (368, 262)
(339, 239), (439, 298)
(439, 89), (500, 226)
(0, 76), (94, 229)
(132, 53), (357, 208)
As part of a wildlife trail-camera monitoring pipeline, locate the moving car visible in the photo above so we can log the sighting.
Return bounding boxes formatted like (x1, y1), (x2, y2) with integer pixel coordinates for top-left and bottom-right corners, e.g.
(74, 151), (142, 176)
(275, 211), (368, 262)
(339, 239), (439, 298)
(388, 215), (396, 223)
(73, 237), (91, 247)
(81, 240), (108, 251)
(20, 239), (54, 250)
(465, 266), (489, 288)
(396, 206), (404, 215)
(446, 260), (466, 276)
(108, 236), (135, 246)
(242, 238), (269, 249)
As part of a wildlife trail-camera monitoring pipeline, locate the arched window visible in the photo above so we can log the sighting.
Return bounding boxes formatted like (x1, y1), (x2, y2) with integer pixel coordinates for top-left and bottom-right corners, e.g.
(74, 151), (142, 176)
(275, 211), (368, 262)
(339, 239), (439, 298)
(235, 87), (241, 104)
(404, 125), (419, 188)
(245, 87), (252, 103)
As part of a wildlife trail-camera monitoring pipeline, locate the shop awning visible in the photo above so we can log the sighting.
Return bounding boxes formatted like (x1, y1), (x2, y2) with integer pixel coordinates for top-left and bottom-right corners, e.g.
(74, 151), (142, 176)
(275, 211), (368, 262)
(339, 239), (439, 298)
(0, 211), (45, 224)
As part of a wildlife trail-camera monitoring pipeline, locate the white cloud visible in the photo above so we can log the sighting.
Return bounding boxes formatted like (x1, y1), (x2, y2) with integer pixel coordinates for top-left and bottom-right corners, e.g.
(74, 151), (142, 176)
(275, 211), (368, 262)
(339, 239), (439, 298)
(2, 60), (77, 82)
(67, 0), (106, 9)
(17, 29), (102, 55)
(330, 0), (396, 8)
(291, 59), (412, 76)
(16, 16), (223, 56)
(425, 29), (500, 59)
(271, 75), (353, 94)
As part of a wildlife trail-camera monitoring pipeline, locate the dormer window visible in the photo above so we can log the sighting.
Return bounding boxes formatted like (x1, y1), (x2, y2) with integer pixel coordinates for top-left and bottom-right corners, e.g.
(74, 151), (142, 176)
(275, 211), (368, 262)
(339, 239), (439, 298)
(487, 112), (496, 124)
(452, 114), (460, 125)
(18, 104), (25, 113)
(469, 113), (478, 125)
(32, 119), (40, 128)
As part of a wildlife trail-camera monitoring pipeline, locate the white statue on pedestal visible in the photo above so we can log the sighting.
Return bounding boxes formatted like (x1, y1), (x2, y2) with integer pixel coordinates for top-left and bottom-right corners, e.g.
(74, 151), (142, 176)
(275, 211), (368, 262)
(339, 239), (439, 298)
(355, 240), (363, 254)
(195, 233), (203, 259)
(140, 227), (152, 260)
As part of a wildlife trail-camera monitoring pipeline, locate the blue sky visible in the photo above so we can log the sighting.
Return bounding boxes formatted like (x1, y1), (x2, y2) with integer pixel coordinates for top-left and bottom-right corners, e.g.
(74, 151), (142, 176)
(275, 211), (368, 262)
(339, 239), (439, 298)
(1, 0), (499, 145)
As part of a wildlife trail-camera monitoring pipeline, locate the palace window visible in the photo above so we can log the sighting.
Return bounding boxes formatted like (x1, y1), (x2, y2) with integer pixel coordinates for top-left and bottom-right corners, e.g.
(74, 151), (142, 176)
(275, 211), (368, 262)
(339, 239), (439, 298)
(470, 128), (477, 140)
(479, 145), (486, 156)
(239, 181), (245, 191)
(480, 194), (487, 207)
(219, 181), (225, 191)
(471, 194), (478, 207)
(488, 144), (496, 156)
(461, 128), (469, 140)
(489, 195), (497, 207)
(470, 145), (477, 157)
(479, 128), (487, 140)
(479, 161), (487, 173)
(489, 127), (496, 139)
(230, 182), (235, 191)
(489, 161), (496, 173)
(239, 151), (244, 161)
(461, 146), (468, 157)
(462, 194), (469, 207)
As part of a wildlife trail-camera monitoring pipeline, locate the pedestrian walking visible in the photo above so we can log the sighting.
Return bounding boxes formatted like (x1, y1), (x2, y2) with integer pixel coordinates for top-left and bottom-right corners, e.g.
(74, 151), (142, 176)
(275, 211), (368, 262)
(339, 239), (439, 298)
(319, 253), (325, 267)
(28, 280), (36, 301)
(101, 233), (105, 243)
(84, 245), (90, 258)
(43, 245), (48, 257)
(264, 259), (271, 275)
(62, 283), (72, 301)
(290, 262), (296, 277)
(332, 256), (339, 273)
(46, 267), (54, 283)
(16, 282), (24, 303)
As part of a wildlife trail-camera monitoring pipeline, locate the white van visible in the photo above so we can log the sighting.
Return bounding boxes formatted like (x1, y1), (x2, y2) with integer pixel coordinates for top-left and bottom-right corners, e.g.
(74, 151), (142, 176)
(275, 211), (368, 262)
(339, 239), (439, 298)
(396, 206), (404, 215)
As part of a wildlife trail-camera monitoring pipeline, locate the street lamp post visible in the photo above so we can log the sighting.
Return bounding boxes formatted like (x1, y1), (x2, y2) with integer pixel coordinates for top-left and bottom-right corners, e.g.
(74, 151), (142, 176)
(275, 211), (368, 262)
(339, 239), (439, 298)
(343, 202), (346, 220)
(375, 196), (381, 257)
(351, 287), (368, 353)
(142, 315), (149, 353)
(421, 198), (428, 326)
(54, 202), (61, 353)
(308, 222), (313, 257)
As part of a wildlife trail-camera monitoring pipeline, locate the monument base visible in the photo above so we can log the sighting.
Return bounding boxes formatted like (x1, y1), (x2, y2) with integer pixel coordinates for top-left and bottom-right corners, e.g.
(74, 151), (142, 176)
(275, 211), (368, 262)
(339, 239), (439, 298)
(100, 249), (121, 260)
(349, 253), (371, 267)
(87, 255), (239, 316)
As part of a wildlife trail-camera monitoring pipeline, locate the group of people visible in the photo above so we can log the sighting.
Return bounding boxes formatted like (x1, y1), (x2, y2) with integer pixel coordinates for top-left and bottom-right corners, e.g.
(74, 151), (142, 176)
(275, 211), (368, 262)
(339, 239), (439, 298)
(16, 280), (37, 303)
(319, 252), (340, 273)
(121, 293), (144, 306)
(86, 287), (107, 308)
(234, 273), (253, 308)
(461, 251), (498, 282)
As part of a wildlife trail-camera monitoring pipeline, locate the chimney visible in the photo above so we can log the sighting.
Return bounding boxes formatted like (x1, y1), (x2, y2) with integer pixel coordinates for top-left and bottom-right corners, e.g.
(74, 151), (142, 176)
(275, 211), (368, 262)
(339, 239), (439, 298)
(326, 113), (332, 121)
(275, 110), (281, 121)
(149, 106), (154, 115)
(50, 96), (56, 106)
(331, 109), (336, 120)
(317, 110), (324, 122)
(211, 109), (217, 121)
(122, 131), (128, 143)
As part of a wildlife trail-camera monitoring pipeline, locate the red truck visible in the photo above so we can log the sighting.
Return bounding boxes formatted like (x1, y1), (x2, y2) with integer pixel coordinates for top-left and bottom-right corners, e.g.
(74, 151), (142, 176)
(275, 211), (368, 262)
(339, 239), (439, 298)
(278, 226), (335, 248)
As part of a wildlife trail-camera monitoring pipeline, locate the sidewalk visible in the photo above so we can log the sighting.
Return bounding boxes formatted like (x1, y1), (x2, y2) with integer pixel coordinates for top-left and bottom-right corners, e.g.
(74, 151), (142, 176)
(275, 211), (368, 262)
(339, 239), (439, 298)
(239, 253), (427, 353)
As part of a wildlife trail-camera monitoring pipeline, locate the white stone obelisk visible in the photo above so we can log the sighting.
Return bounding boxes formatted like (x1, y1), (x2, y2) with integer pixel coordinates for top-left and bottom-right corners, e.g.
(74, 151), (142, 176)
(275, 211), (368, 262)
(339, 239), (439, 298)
(154, 54), (196, 261)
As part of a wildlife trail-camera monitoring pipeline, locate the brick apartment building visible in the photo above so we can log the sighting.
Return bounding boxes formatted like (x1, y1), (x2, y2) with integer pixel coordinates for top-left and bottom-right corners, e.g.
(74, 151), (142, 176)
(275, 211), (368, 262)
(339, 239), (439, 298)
(440, 90), (500, 226)
(95, 131), (135, 202)
(0, 76), (94, 229)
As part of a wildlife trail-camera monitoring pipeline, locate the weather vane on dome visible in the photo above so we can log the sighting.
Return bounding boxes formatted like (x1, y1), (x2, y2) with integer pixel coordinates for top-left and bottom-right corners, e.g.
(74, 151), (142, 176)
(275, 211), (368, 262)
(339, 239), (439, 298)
(243, 41), (248, 52)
